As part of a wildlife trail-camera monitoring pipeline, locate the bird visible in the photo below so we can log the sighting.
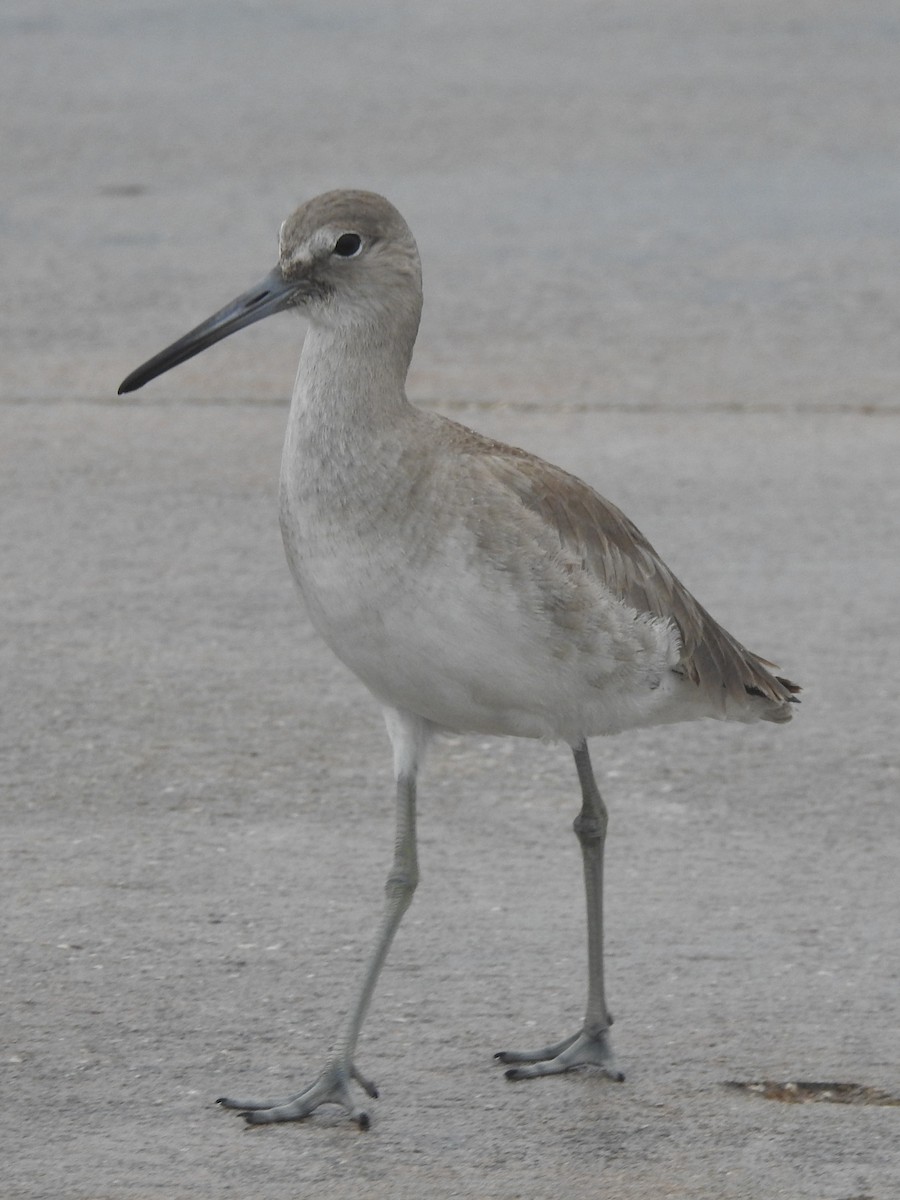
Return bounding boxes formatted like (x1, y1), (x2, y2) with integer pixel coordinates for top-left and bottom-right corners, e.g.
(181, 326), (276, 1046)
(119, 189), (799, 1130)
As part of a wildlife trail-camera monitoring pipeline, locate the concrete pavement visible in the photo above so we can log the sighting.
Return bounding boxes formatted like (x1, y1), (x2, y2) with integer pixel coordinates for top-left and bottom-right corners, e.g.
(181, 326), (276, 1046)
(2, 3), (899, 1198)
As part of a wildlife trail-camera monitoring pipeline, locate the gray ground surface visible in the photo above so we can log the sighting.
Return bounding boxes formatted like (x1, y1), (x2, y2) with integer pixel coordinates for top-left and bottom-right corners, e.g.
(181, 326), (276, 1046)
(3, 3), (899, 1199)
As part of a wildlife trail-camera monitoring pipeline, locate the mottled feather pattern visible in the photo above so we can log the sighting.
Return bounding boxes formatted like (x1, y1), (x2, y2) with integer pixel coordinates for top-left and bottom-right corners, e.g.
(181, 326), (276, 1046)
(445, 419), (799, 721)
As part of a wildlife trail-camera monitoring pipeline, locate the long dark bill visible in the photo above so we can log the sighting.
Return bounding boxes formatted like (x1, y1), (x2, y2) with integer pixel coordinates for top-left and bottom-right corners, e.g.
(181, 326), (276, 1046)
(118, 266), (297, 394)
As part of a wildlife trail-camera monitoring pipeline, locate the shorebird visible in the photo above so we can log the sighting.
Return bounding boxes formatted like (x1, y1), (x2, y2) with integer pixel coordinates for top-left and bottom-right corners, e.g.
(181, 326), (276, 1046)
(119, 189), (799, 1129)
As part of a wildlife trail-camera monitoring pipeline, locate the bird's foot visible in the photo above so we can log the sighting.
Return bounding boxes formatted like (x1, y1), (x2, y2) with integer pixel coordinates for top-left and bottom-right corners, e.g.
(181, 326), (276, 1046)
(495, 1025), (624, 1082)
(217, 1060), (378, 1128)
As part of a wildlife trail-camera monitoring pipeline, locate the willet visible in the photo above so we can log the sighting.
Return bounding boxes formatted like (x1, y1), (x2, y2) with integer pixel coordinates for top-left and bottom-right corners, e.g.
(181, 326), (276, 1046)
(119, 189), (799, 1129)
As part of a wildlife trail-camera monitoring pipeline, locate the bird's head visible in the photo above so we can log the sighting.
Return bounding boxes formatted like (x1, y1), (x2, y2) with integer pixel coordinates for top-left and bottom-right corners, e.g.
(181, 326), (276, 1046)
(118, 189), (422, 394)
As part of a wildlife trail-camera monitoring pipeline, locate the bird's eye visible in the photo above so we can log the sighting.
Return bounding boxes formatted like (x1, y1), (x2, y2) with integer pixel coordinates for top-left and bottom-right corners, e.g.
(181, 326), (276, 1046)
(333, 233), (363, 257)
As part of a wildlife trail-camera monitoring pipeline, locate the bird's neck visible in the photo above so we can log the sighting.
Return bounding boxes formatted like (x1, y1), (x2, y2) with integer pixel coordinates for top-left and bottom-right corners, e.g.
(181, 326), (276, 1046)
(293, 313), (418, 431)
(281, 312), (422, 500)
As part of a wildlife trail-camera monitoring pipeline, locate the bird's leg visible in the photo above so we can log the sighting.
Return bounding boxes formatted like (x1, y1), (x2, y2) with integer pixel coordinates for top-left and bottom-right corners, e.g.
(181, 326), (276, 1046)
(218, 709), (427, 1128)
(497, 740), (624, 1082)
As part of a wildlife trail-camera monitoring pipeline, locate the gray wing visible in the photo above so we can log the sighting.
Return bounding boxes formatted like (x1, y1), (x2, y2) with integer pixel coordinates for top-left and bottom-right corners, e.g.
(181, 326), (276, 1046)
(453, 426), (799, 718)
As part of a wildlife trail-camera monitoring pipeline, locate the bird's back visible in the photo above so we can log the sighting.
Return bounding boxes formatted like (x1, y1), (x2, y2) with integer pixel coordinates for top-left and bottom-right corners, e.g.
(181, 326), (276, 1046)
(445, 419), (799, 725)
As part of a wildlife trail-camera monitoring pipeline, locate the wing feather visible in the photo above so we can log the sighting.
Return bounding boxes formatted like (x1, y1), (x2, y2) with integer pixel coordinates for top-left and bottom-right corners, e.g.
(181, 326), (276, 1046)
(447, 421), (799, 718)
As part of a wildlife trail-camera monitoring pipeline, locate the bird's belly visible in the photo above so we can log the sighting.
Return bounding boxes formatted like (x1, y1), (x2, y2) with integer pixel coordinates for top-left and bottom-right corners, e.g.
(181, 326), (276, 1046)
(283, 517), (685, 742)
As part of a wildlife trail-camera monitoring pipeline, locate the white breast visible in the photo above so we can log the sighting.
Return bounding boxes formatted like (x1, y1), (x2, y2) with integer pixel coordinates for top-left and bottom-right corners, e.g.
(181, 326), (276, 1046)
(279, 430), (685, 742)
